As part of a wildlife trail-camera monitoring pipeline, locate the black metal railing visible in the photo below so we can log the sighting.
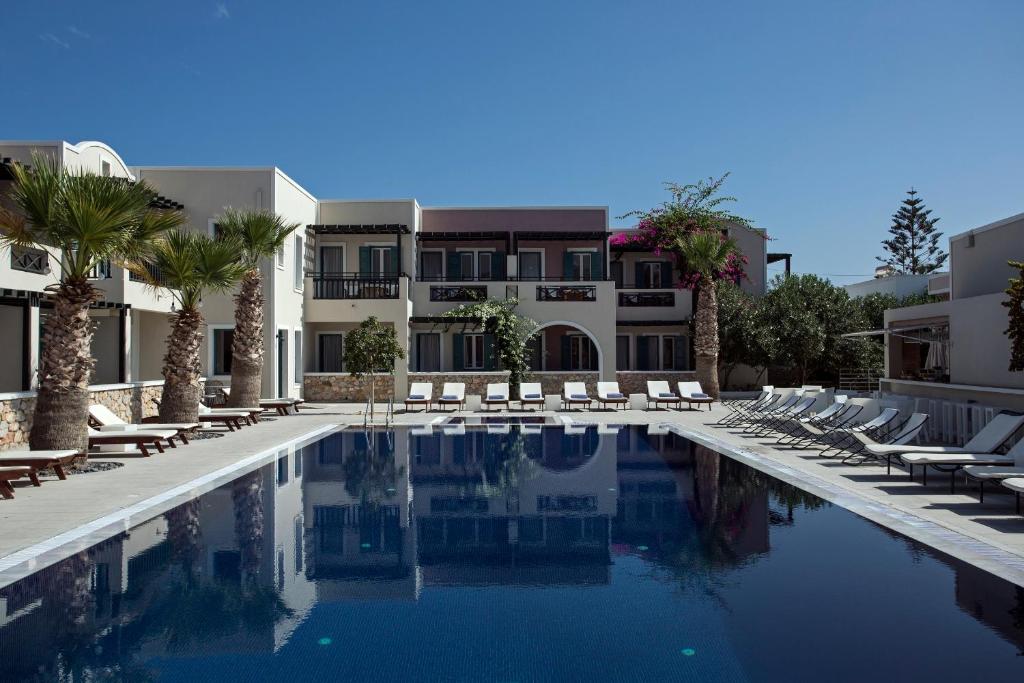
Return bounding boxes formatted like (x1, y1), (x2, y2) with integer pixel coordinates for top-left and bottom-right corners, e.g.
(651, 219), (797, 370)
(129, 262), (170, 287)
(618, 292), (675, 307)
(418, 275), (613, 282)
(615, 281), (677, 289)
(312, 273), (400, 299)
(536, 285), (596, 302)
(10, 246), (50, 274)
(430, 285), (488, 302)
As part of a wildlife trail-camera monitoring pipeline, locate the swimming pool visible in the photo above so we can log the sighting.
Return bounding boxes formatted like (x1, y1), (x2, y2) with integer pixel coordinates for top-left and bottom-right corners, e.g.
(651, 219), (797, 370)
(1, 425), (1022, 681)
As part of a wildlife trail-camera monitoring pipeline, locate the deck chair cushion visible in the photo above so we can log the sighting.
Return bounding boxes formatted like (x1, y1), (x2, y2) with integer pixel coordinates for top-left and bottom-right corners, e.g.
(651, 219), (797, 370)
(487, 394), (504, 400)
(691, 392), (709, 399)
(608, 392), (624, 398)
(524, 393), (541, 399)
(571, 394), (588, 400)
(408, 394), (426, 400)
(659, 392), (676, 398)
(442, 394), (459, 400)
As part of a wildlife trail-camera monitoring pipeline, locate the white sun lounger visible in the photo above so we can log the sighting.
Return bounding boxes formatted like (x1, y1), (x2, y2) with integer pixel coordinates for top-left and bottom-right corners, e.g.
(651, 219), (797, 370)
(519, 383), (544, 410)
(438, 383), (466, 410)
(1001, 478), (1024, 514)
(483, 383), (510, 410)
(89, 404), (199, 442)
(563, 382), (592, 410)
(596, 382), (628, 409)
(647, 381), (680, 410)
(677, 381), (714, 411)
(404, 382), (434, 411)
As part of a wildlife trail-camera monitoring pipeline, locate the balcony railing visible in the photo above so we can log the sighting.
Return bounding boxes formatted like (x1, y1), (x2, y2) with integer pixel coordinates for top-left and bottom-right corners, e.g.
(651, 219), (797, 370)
(430, 285), (488, 302)
(10, 246), (50, 275)
(312, 272), (400, 299)
(536, 285), (596, 302)
(418, 275), (613, 282)
(129, 262), (170, 287)
(618, 292), (674, 307)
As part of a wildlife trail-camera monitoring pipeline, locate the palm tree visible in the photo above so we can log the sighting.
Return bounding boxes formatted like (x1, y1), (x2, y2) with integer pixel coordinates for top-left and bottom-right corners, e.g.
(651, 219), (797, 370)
(0, 153), (182, 451)
(216, 209), (300, 408)
(143, 230), (246, 423)
(676, 230), (738, 399)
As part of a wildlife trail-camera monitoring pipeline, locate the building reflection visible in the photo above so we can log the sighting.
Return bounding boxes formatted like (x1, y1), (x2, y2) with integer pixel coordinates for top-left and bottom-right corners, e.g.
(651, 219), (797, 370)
(2, 425), (1023, 679)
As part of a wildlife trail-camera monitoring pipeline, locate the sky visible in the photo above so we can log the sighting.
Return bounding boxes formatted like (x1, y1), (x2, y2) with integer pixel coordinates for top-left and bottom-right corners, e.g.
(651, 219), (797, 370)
(3, 0), (1023, 285)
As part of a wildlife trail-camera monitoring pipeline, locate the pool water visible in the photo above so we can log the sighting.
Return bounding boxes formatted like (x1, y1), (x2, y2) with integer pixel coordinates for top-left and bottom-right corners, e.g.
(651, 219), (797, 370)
(2, 425), (1023, 682)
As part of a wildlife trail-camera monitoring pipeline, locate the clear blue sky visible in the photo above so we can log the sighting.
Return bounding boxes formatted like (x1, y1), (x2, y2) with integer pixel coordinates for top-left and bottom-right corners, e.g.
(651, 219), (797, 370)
(4, 1), (1023, 284)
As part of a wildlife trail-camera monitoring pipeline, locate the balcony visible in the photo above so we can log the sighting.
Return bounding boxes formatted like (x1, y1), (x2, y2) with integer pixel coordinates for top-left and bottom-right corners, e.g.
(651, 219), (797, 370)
(536, 285), (596, 302)
(618, 291), (674, 307)
(430, 285), (488, 302)
(311, 273), (400, 300)
(10, 246), (50, 275)
(129, 262), (171, 288)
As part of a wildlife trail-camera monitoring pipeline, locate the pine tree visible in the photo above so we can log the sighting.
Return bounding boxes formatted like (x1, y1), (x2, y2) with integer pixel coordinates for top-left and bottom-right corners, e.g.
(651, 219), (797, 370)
(877, 189), (947, 274)
(1005, 261), (1024, 372)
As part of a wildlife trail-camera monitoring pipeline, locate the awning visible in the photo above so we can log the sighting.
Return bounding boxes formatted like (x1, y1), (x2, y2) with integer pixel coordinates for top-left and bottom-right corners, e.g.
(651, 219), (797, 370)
(309, 224), (410, 235)
(842, 323), (949, 342)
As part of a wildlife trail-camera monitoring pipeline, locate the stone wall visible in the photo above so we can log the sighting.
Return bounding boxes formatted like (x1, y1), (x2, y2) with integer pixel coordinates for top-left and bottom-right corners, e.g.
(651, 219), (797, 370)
(615, 371), (697, 395)
(304, 373), (395, 402)
(0, 381), (165, 451)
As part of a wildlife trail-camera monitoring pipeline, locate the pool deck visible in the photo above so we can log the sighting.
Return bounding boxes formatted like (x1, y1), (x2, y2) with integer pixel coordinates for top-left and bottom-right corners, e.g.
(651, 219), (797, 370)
(2, 402), (1024, 587)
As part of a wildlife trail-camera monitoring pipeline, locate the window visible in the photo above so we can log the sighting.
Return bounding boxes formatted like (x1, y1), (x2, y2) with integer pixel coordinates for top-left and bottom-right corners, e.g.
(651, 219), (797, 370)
(568, 335), (596, 370)
(662, 336), (677, 370)
(616, 335), (630, 370)
(464, 334), (485, 370)
(477, 252), (492, 280)
(636, 335), (657, 371)
(641, 262), (664, 288)
(100, 160), (111, 177)
(213, 328), (234, 375)
(277, 454), (289, 486)
(294, 330), (302, 380)
(416, 333), (441, 372)
(420, 251), (443, 280)
(526, 336), (543, 371)
(320, 246), (344, 274)
(370, 246), (396, 275)
(318, 334), (343, 372)
(294, 237), (303, 289)
(459, 252), (475, 280)
(209, 220), (222, 239)
(277, 244), (285, 268)
(519, 251), (542, 280)
(572, 252), (593, 281)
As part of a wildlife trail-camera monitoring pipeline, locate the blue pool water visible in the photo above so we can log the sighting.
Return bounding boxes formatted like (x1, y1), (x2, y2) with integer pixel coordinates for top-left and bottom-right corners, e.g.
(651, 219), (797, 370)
(1, 425), (1023, 682)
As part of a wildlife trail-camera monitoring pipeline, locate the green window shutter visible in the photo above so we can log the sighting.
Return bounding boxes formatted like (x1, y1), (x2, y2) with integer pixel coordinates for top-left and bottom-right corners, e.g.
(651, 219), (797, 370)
(592, 255), (602, 281)
(447, 251), (461, 281)
(358, 246), (371, 274)
(453, 333), (464, 371)
(673, 336), (687, 370)
(492, 251), (506, 280)
(635, 263), (645, 289)
(661, 262), (673, 287)
(560, 336), (572, 370)
(483, 334), (496, 370)
(388, 247), (399, 274)
(563, 251), (575, 280)
(636, 336), (651, 371)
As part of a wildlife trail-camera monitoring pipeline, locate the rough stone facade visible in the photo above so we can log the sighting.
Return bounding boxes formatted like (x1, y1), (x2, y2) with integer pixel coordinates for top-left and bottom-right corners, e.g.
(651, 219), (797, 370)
(0, 381), (165, 451)
(304, 373), (395, 402)
(614, 371), (697, 395)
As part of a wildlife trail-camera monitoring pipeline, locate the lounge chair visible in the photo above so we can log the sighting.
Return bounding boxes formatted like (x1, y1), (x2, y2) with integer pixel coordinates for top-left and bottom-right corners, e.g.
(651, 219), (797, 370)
(774, 396), (847, 442)
(483, 383), (510, 410)
(745, 395), (817, 436)
(843, 413), (930, 472)
(519, 383), (545, 410)
(563, 382), (592, 410)
(0, 466), (34, 499)
(715, 392), (781, 427)
(646, 381), (681, 410)
(404, 382), (434, 411)
(777, 399), (865, 448)
(596, 382), (629, 410)
(89, 405), (199, 444)
(88, 426), (179, 457)
(677, 381), (714, 411)
(198, 404), (255, 430)
(817, 407), (902, 458)
(221, 387), (304, 414)
(1002, 478), (1024, 515)
(962, 439), (1024, 502)
(0, 449), (81, 481)
(895, 413), (1024, 492)
(437, 383), (466, 411)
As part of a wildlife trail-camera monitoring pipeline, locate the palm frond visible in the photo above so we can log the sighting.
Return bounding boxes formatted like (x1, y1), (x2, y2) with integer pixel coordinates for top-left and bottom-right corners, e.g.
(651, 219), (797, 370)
(147, 230), (246, 310)
(216, 208), (301, 269)
(676, 230), (739, 278)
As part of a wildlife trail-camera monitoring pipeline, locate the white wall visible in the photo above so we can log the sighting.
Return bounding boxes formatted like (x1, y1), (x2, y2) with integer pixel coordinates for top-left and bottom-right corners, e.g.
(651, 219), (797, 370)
(844, 273), (932, 299)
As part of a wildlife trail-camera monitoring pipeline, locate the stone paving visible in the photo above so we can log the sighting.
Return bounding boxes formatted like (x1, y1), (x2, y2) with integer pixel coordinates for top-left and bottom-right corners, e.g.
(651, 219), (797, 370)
(2, 401), (1023, 587)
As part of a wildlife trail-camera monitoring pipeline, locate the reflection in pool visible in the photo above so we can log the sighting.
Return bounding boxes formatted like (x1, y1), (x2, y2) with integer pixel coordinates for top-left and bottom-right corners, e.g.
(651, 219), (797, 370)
(1, 426), (1023, 682)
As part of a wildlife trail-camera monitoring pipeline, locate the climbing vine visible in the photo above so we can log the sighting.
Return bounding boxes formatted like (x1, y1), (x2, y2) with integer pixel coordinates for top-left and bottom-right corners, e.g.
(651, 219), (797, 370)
(440, 298), (537, 396)
(1005, 260), (1024, 372)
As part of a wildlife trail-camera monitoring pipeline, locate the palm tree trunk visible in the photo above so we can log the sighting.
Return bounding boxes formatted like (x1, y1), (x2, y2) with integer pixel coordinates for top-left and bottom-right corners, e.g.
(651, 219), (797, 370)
(30, 280), (97, 454)
(160, 307), (204, 423)
(693, 279), (721, 399)
(232, 468), (265, 582)
(227, 270), (265, 408)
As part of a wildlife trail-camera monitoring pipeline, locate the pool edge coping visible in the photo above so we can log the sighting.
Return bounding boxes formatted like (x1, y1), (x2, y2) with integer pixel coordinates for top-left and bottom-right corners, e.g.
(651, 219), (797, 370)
(0, 423), (339, 589)
(664, 422), (1024, 588)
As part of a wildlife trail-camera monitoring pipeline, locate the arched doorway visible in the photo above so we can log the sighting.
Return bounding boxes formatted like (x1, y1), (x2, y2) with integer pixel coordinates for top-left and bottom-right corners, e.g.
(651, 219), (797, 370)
(529, 321), (604, 373)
